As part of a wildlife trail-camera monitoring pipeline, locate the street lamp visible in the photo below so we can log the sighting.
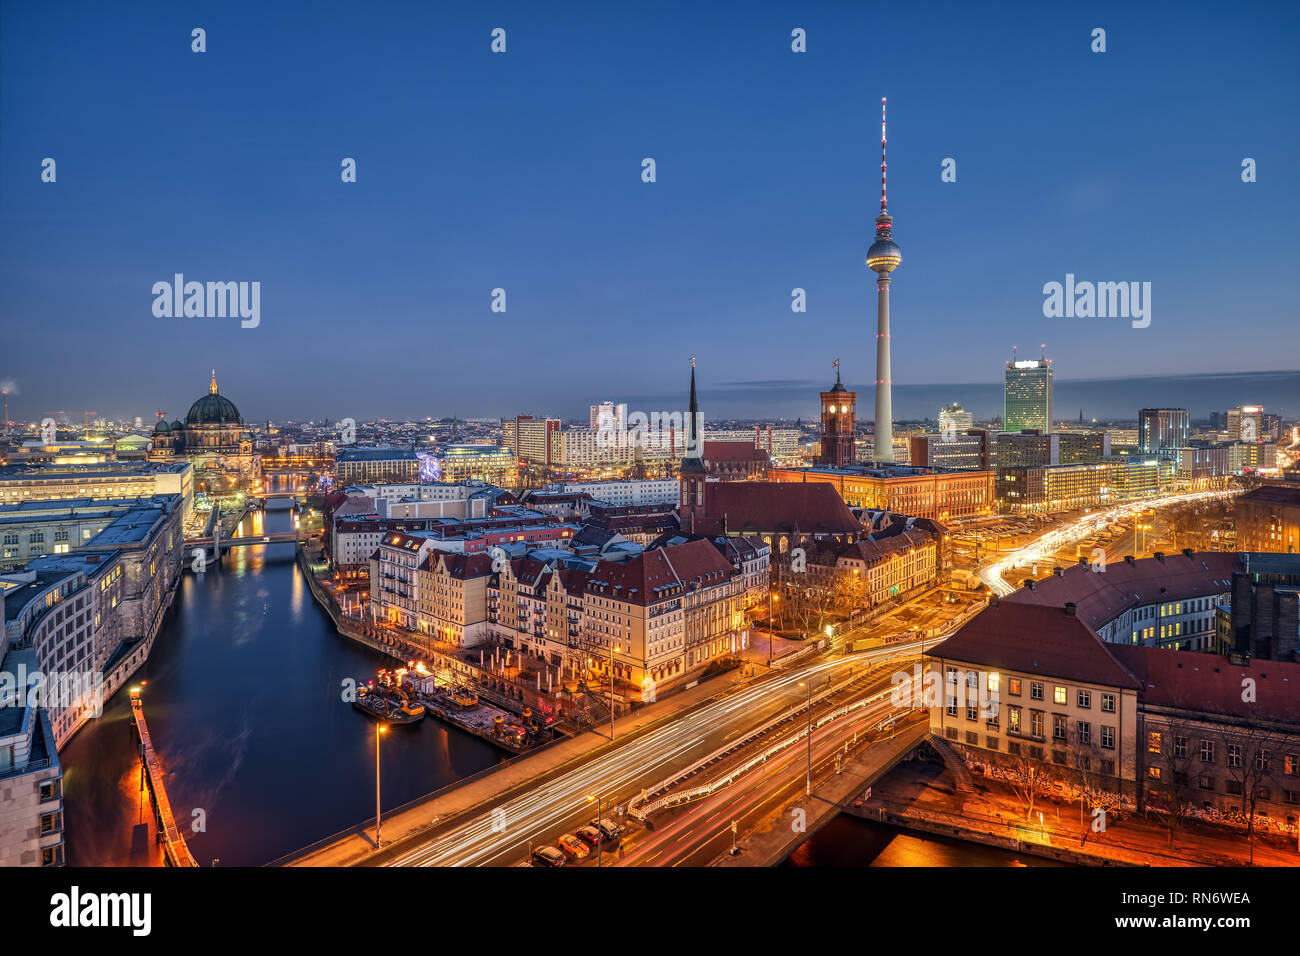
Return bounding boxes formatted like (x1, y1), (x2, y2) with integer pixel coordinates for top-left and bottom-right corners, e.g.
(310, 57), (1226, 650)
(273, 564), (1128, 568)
(586, 793), (605, 867)
(374, 723), (388, 849)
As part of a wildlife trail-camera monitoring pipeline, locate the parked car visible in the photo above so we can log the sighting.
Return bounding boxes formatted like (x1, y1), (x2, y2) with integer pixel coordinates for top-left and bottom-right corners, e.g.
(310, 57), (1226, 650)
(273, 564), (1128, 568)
(531, 845), (567, 867)
(575, 825), (604, 849)
(594, 818), (623, 842)
(557, 833), (589, 860)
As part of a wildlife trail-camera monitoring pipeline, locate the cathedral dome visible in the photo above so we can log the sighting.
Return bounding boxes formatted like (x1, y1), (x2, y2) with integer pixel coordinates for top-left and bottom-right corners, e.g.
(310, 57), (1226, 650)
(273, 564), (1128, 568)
(185, 371), (242, 425)
(186, 394), (241, 425)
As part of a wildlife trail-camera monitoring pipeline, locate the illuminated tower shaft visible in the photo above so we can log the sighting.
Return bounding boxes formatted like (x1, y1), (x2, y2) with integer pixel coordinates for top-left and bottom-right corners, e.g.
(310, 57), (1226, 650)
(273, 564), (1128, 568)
(874, 273), (893, 461)
(866, 97), (901, 462)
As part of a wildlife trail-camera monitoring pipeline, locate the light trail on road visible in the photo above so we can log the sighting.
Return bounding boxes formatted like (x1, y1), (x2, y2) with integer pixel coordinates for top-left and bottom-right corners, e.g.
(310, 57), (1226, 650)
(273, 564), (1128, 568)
(978, 489), (1241, 597)
(388, 647), (932, 867)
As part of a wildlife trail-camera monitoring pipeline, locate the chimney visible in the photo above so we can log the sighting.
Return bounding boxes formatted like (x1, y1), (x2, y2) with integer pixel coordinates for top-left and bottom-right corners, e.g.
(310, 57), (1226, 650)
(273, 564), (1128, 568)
(1023, 579), (1036, 591)
(1182, 548), (1194, 558)
(1124, 555), (1135, 565)
(1064, 602), (1077, 616)
(1154, 551), (1165, 563)
(1078, 556), (1088, 567)
(1053, 566), (1064, 577)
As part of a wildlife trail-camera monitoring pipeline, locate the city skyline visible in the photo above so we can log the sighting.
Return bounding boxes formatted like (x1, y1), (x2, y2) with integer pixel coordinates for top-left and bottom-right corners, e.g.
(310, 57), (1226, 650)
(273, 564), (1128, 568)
(3, 0), (1298, 425)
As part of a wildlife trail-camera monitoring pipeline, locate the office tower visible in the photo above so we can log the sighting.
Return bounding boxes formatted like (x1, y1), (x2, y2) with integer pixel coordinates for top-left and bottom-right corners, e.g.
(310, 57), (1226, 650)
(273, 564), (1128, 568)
(1138, 408), (1189, 455)
(1003, 347), (1053, 433)
(938, 403), (973, 435)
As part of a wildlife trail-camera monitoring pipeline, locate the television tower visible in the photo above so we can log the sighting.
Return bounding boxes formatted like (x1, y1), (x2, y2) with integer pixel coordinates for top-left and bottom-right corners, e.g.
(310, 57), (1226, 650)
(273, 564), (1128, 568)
(867, 97), (902, 462)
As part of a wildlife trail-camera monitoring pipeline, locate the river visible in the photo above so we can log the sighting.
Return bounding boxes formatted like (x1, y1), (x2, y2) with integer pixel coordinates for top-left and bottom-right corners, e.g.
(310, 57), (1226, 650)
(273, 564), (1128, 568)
(60, 496), (504, 867)
(784, 814), (1064, 866)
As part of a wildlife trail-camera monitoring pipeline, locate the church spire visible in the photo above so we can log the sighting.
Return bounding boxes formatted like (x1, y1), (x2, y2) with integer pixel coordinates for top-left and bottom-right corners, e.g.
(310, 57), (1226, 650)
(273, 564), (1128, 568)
(209, 369), (218, 395)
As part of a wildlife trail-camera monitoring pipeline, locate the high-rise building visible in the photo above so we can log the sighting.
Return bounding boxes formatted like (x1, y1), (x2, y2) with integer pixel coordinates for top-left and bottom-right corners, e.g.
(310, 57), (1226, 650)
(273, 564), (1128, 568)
(1226, 404), (1264, 443)
(1003, 350), (1053, 433)
(1138, 408), (1189, 455)
(867, 98), (901, 462)
(590, 402), (628, 431)
(817, 364), (856, 468)
(938, 403), (973, 435)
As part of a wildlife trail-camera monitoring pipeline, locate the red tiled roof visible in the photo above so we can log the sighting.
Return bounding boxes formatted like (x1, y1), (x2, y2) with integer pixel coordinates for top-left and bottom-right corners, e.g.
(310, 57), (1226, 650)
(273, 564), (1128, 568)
(1111, 645), (1298, 723)
(422, 551), (494, 578)
(928, 602), (1142, 690)
(699, 481), (859, 535)
(704, 440), (769, 462)
(1005, 552), (1236, 632)
(586, 538), (734, 606)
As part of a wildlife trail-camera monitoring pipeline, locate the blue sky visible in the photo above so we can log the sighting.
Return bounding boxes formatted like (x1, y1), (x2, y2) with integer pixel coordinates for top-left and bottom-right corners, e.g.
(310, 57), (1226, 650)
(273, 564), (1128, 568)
(2, 0), (1297, 424)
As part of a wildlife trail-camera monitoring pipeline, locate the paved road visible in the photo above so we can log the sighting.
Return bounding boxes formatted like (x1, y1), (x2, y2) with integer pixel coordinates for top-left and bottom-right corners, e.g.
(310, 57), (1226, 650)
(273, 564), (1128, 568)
(387, 642), (929, 867)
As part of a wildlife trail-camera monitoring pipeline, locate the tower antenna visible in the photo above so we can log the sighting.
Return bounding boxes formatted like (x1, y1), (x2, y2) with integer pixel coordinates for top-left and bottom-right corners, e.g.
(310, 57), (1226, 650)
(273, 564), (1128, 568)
(880, 97), (888, 213)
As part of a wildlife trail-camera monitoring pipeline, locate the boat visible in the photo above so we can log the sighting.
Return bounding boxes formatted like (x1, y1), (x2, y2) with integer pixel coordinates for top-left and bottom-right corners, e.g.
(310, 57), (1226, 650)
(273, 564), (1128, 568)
(353, 683), (424, 725)
(448, 686), (479, 710)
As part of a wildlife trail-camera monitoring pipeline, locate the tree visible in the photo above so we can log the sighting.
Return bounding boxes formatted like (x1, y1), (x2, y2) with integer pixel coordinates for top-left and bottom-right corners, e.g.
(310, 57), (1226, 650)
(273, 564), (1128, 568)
(1006, 745), (1050, 823)
(1141, 716), (1198, 848)
(1221, 724), (1284, 864)
(1068, 724), (1125, 846)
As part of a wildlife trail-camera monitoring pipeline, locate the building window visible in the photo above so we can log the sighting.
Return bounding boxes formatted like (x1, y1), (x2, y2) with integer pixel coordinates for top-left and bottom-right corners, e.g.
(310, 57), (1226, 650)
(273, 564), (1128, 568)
(1147, 766), (1162, 780)
(40, 811), (62, 835)
(1101, 693), (1115, 713)
(1199, 775), (1215, 791)
(1077, 721), (1091, 745)
(1101, 726), (1115, 750)
(1201, 740), (1216, 764)
(1030, 711), (1043, 739)
(1053, 715), (1067, 740)
(39, 779), (61, 803)
(1228, 744), (1242, 769)
(1030, 681), (1043, 701)
(1077, 689), (1091, 709)
(1148, 731), (1162, 754)
(1053, 686), (1067, 705)
(1174, 736), (1187, 759)
(1008, 677), (1021, 696)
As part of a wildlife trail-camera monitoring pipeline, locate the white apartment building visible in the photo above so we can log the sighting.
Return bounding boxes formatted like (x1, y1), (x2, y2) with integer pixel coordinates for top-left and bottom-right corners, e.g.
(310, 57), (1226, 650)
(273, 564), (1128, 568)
(544, 478), (680, 507)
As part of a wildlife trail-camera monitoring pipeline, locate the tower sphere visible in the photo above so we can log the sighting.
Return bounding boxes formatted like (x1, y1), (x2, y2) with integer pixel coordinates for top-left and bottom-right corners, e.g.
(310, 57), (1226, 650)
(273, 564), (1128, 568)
(866, 237), (901, 274)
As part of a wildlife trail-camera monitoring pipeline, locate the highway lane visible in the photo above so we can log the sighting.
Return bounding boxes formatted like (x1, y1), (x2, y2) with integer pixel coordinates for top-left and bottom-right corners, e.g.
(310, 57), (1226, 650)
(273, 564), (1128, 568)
(388, 643), (933, 867)
(979, 489), (1242, 596)
(620, 689), (908, 866)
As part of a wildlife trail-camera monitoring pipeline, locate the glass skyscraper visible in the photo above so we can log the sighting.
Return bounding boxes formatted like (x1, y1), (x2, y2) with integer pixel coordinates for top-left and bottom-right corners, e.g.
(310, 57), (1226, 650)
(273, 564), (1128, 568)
(1003, 358), (1053, 433)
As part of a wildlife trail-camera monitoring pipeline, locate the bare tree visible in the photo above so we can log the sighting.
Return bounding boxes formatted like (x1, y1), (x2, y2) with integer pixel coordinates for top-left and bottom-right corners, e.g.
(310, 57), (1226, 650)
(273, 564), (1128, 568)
(1006, 745), (1050, 823)
(1221, 724), (1285, 864)
(1141, 716), (1199, 848)
(1068, 724), (1125, 846)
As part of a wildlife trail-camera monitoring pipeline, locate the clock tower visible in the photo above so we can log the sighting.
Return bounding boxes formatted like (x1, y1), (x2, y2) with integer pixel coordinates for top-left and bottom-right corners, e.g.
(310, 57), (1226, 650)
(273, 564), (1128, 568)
(818, 362), (857, 468)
